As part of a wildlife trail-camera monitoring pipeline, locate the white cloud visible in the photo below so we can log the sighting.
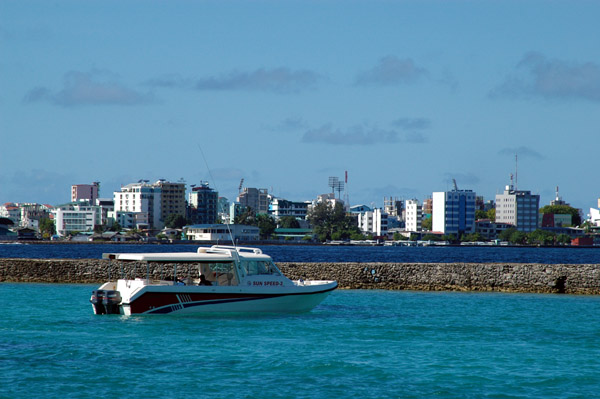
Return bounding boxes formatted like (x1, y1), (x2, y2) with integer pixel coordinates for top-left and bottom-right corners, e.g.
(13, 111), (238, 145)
(498, 146), (545, 160)
(194, 67), (322, 93)
(392, 117), (432, 130)
(301, 124), (427, 145)
(491, 52), (600, 102)
(302, 124), (399, 145)
(355, 56), (428, 86)
(24, 70), (154, 107)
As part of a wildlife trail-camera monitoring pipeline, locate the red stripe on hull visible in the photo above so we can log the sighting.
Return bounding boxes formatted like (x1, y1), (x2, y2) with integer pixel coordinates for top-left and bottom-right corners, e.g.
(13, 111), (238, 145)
(129, 292), (259, 314)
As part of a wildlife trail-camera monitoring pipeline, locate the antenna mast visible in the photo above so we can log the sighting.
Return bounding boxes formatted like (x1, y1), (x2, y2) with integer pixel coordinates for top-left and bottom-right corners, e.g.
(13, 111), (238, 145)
(515, 154), (518, 191)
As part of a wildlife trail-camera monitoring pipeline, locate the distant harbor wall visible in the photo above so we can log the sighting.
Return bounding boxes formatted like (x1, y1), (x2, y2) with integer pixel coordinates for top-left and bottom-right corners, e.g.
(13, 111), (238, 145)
(1, 258), (599, 294)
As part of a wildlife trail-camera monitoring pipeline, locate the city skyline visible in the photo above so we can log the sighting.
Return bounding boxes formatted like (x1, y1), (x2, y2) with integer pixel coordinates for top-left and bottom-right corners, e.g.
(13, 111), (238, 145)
(2, 1), (599, 212)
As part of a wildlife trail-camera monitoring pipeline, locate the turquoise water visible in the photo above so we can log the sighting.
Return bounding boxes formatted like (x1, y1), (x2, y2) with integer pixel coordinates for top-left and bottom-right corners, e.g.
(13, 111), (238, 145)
(2, 284), (600, 399)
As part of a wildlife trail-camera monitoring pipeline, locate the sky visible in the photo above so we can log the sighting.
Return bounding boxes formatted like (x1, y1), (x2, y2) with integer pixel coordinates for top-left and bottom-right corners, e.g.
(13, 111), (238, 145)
(1, 0), (599, 213)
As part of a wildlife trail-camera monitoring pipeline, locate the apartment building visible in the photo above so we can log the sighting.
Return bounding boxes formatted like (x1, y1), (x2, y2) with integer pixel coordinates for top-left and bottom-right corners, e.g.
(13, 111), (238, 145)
(113, 180), (185, 230)
(237, 187), (269, 214)
(188, 182), (218, 224)
(52, 201), (100, 237)
(357, 208), (388, 237)
(71, 182), (100, 204)
(405, 199), (422, 232)
(269, 196), (311, 220)
(495, 185), (540, 232)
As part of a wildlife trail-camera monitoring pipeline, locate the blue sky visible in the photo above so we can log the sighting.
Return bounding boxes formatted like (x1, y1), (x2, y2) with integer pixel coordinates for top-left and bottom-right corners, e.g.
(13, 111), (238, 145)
(1, 0), (599, 213)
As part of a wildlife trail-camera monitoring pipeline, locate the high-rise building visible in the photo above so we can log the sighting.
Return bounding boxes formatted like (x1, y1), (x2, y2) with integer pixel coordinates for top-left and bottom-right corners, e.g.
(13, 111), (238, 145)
(495, 185), (540, 232)
(71, 182), (100, 204)
(357, 208), (388, 237)
(113, 180), (185, 230)
(405, 199), (422, 232)
(432, 189), (476, 236)
(383, 197), (403, 217)
(237, 187), (269, 214)
(188, 182), (218, 224)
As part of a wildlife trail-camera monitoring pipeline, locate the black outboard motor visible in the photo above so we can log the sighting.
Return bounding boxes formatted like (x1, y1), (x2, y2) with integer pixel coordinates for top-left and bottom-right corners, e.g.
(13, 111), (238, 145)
(90, 290), (122, 315)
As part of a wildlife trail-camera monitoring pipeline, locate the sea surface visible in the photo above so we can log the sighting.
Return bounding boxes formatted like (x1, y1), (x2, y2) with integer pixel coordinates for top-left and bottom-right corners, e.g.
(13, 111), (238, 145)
(2, 284), (600, 399)
(0, 242), (598, 264)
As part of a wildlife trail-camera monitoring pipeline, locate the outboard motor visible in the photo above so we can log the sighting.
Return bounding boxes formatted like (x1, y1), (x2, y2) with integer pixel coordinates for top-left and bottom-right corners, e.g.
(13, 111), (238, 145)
(90, 290), (122, 315)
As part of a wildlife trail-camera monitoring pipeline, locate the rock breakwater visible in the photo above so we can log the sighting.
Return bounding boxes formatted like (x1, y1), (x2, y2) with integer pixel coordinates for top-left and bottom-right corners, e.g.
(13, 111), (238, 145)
(1, 258), (599, 294)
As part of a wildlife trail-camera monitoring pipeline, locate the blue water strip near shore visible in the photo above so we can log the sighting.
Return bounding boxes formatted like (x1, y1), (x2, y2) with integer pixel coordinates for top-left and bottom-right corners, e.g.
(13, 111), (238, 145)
(0, 243), (598, 264)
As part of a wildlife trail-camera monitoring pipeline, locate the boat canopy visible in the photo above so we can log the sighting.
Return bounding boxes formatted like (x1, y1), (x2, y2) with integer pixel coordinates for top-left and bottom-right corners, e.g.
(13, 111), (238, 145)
(102, 245), (271, 263)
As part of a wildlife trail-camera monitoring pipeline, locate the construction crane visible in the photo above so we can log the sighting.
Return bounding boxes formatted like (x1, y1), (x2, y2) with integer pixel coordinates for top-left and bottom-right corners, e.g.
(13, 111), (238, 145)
(452, 178), (458, 191)
(238, 178), (244, 193)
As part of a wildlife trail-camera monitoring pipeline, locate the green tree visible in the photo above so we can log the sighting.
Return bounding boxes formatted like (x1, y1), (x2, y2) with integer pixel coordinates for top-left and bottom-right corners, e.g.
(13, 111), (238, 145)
(422, 233), (442, 241)
(421, 216), (432, 231)
(556, 233), (571, 245)
(278, 216), (300, 229)
(256, 214), (276, 239)
(528, 229), (556, 246)
(164, 214), (188, 229)
(464, 232), (485, 242)
(539, 204), (582, 226)
(510, 230), (528, 245)
(234, 207), (256, 226)
(475, 210), (487, 220)
(39, 218), (56, 239)
(110, 222), (122, 232)
(307, 201), (360, 242)
(498, 227), (516, 242)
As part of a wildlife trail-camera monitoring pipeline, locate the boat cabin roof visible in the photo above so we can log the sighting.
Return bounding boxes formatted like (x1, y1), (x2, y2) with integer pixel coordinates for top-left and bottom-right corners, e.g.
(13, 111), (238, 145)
(102, 245), (272, 263)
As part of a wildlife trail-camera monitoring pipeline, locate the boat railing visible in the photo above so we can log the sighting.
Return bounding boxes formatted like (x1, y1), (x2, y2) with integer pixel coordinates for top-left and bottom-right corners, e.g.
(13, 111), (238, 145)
(209, 245), (263, 255)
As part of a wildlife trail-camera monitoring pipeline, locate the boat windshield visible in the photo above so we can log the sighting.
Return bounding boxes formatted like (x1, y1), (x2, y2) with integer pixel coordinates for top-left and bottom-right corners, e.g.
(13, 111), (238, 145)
(198, 262), (238, 286)
(242, 260), (281, 276)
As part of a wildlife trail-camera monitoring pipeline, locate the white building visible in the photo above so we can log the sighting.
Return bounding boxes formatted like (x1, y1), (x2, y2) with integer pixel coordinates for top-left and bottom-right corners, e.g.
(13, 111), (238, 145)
(405, 199), (422, 232)
(184, 224), (259, 242)
(109, 210), (149, 230)
(495, 185), (540, 232)
(269, 196), (311, 220)
(52, 202), (100, 237)
(589, 208), (600, 227)
(309, 193), (345, 212)
(432, 190), (476, 236)
(0, 203), (21, 225)
(113, 180), (185, 230)
(357, 208), (388, 237)
(96, 198), (114, 226)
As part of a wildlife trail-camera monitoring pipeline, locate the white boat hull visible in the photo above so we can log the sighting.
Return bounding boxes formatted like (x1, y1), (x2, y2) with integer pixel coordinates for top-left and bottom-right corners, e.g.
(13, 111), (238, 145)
(116, 281), (338, 315)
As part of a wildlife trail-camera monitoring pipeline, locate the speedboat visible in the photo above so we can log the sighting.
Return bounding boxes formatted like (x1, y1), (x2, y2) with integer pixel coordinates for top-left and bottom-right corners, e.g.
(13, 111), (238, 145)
(90, 245), (337, 315)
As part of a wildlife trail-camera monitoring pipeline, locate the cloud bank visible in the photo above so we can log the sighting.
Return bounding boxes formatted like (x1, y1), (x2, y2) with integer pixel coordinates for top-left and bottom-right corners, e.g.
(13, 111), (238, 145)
(442, 172), (481, 187)
(301, 124), (427, 145)
(24, 70), (153, 107)
(392, 117), (432, 130)
(148, 67), (322, 94)
(498, 146), (545, 160)
(491, 52), (600, 102)
(355, 56), (428, 86)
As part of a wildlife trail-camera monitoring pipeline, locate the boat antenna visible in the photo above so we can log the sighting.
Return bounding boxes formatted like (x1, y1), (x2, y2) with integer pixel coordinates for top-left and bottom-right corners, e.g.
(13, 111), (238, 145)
(197, 144), (237, 248)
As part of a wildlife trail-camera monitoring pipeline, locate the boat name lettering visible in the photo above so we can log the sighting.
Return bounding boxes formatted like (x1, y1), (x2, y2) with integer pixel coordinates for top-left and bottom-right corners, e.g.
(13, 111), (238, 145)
(252, 281), (283, 286)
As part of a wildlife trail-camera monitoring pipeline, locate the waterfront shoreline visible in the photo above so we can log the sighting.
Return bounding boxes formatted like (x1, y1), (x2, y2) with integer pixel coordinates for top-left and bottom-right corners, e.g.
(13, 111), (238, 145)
(1, 258), (599, 294)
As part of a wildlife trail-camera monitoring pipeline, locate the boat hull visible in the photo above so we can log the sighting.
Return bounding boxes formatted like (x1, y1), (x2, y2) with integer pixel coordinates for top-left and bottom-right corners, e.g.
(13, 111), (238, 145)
(120, 282), (338, 315)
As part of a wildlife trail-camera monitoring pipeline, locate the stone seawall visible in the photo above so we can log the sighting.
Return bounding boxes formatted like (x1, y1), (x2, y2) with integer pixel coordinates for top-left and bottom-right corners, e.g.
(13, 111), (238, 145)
(1, 258), (599, 294)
